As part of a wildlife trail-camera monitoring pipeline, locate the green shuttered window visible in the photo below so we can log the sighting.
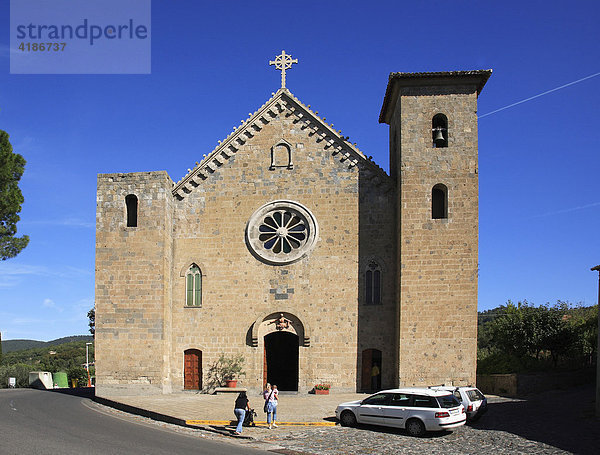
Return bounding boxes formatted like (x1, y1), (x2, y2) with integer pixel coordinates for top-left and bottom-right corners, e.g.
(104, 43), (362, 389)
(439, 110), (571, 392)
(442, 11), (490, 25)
(186, 265), (202, 307)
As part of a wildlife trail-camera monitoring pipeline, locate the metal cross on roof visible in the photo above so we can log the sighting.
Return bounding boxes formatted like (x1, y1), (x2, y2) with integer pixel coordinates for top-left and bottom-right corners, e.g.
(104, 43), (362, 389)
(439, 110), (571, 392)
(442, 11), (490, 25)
(269, 50), (298, 89)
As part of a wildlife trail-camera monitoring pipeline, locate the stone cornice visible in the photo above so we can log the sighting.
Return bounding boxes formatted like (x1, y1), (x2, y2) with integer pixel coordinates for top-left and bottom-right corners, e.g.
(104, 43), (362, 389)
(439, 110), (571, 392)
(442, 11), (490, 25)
(172, 88), (391, 200)
(379, 69), (492, 125)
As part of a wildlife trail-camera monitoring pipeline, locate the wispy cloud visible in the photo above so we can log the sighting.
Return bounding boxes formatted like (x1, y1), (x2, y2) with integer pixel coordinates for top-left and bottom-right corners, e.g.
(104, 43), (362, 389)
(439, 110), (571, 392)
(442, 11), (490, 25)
(0, 264), (92, 288)
(43, 297), (66, 313)
(531, 202), (600, 219)
(13, 135), (39, 155)
(22, 218), (95, 229)
(0, 264), (50, 288)
(11, 317), (50, 325)
(70, 297), (94, 320)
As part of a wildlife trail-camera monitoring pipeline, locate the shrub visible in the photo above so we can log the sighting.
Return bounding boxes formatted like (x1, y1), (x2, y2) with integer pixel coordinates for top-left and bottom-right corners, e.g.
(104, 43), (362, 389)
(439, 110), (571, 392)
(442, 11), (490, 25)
(205, 353), (245, 390)
(0, 363), (36, 388)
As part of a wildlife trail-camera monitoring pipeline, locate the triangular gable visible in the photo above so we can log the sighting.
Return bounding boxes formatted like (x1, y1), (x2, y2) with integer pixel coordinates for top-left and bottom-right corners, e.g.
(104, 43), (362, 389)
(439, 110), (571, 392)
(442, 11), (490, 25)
(172, 88), (390, 200)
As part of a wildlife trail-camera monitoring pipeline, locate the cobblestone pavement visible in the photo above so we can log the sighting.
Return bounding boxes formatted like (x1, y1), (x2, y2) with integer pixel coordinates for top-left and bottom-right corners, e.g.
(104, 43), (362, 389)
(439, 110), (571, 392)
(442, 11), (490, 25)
(92, 385), (600, 455)
(252, 386), (599, 455)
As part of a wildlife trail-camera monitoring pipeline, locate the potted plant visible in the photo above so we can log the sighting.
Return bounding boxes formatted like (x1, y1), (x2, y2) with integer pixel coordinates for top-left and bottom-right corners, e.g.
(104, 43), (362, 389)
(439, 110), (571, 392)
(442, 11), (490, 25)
(314, 383), (331, 395)
(209, 353), (246, 388)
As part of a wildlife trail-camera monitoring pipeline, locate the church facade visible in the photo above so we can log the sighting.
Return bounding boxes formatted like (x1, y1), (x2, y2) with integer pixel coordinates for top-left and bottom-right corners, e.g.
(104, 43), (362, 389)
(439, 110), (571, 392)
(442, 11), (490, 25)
(95, 61), (491, 396)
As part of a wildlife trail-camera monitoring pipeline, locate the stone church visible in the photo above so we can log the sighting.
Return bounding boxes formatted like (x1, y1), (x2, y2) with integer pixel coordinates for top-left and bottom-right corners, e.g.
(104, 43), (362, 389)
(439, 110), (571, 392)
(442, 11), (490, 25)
(95, 53), (491, 396)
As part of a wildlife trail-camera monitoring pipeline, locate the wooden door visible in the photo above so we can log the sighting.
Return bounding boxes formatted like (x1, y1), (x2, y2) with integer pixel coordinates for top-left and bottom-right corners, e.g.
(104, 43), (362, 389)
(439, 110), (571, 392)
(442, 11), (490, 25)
(361, 349), (372, 391)
(263, 344), (268, 389)
(184, 349), (202, 390)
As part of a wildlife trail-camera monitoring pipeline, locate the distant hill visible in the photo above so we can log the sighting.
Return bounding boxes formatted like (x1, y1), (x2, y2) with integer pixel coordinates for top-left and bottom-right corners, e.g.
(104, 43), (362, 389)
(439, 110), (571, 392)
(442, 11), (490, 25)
(1, 335), (93, 353)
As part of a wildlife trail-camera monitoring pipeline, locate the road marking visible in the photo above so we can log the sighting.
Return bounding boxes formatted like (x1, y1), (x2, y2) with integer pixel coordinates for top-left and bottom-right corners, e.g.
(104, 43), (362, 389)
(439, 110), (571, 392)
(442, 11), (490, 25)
(186, 420), (336, 427)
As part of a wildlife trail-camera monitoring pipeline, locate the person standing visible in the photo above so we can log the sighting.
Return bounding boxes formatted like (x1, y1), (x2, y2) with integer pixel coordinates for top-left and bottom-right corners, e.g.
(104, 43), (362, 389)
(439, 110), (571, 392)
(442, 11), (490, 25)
(263, 383), (278, 429)
(233, 391), (250, 435)
(371, 362), (381, 391)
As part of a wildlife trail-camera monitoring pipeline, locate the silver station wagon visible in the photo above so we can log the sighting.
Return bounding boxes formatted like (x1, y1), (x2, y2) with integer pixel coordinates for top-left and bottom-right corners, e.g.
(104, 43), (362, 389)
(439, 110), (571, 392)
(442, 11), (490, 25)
(335, 388), (466, 437)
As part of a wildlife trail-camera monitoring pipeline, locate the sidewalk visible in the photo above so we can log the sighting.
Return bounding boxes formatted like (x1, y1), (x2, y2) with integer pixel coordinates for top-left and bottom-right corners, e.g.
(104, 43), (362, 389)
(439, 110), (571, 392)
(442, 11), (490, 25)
(95, 391), (370, 429)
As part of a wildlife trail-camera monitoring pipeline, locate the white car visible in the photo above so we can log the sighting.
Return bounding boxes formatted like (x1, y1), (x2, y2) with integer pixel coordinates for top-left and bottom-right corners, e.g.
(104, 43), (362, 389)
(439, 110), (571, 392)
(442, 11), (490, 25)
(335, 388), (466, 437)
(431, 386), (487, 421)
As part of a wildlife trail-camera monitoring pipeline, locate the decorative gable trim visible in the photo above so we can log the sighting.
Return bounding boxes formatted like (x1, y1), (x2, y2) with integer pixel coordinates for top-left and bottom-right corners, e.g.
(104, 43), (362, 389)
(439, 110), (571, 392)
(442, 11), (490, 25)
(172, 88), (391, 200)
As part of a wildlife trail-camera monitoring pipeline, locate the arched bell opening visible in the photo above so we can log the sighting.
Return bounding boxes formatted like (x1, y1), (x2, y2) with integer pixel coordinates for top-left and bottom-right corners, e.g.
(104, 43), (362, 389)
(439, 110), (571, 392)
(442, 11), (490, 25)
(432, 113), (448, 148)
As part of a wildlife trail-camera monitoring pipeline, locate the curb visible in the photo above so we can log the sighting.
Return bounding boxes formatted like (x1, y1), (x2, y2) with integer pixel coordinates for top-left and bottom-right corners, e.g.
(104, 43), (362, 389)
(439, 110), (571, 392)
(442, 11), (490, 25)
(94, 396), (187, 427)
(186, 419), (336, 427)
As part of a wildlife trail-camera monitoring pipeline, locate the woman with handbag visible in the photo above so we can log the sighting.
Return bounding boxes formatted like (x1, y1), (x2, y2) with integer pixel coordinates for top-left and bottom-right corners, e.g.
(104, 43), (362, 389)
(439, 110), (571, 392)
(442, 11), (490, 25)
(263, 383), (278, 429)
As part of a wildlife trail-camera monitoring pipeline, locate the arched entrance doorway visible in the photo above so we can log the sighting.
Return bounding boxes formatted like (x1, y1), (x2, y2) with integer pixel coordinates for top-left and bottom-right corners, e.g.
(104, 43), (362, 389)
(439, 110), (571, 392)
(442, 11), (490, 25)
(264, 332), (298, 391)
(184, 349), (202, 390)
(361, 348), (382, 392)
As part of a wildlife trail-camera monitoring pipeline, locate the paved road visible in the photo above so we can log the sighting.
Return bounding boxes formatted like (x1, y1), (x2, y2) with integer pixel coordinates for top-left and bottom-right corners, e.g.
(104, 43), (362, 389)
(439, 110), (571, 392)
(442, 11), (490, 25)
(0, 388), (266, 455)
(3, 385), (599, 455)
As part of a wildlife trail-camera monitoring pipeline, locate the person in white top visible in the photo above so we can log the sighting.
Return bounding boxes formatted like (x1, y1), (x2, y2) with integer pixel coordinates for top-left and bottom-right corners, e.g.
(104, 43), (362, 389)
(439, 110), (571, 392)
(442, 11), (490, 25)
(263, 383), (279, 429)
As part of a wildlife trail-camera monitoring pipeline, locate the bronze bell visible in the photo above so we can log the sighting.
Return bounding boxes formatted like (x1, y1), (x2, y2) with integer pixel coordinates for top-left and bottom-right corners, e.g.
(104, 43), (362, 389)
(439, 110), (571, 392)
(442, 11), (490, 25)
(433, 127), (446, 146)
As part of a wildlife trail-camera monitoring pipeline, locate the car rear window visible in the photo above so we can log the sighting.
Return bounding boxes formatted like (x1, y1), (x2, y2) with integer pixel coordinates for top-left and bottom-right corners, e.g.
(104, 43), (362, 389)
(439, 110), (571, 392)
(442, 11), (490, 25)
(466, 389), (485, 401)
(411, 395), (438, 408)
(436, 394), (461, 408)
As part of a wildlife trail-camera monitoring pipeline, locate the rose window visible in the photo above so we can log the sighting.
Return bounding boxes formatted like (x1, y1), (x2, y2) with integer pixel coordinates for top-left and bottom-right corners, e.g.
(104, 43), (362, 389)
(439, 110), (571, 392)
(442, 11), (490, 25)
(246, 201), (319, 265)
(259, 210), (307, 253)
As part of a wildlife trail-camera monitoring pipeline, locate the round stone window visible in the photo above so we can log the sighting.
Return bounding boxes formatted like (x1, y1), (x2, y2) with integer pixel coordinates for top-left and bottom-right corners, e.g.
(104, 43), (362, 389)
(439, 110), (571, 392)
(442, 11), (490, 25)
(246, 200), (319, 265)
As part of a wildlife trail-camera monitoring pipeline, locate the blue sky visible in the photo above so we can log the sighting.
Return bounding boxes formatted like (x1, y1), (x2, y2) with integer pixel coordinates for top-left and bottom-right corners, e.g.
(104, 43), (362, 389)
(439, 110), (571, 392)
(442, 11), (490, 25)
(0, 0), (598, 341)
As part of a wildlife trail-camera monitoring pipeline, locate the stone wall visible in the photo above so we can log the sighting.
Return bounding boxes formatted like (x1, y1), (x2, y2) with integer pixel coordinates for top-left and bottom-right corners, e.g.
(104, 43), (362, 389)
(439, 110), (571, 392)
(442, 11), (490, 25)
(477, 369), (595, 396)
(390, 84), (479, 387)
(357, 166), (397, 389)
(95, 171), (173, 396)
(167, 105), (394, 393)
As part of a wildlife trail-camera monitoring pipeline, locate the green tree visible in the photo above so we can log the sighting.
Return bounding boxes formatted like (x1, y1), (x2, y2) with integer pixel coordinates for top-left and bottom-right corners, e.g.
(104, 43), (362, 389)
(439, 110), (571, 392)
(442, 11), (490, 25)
(67, 366), (88, 387)
(0, 130), (29, 260)
(565, 304), (598, 365)
(479, 300), (592, 373)
(0, 362), (35, 388)
(87, 307), (95, 336)
(488, 301), (535, 356)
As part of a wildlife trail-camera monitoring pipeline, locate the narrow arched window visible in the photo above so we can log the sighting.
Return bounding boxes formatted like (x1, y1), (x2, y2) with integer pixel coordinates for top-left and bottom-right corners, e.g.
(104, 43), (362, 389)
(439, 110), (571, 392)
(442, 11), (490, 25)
(125, 194), (138, 227)
(432, 114), (448, 148)
(270, 140), (293, 170)
(186, 265), (202, 307)
(432, 184), (448, 219)
(365, 261), (382, 305)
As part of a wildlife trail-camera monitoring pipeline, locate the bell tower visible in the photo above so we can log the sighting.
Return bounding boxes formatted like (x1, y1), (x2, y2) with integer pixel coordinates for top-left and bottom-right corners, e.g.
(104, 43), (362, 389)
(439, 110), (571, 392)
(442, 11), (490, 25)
(380, 70), (491, 386)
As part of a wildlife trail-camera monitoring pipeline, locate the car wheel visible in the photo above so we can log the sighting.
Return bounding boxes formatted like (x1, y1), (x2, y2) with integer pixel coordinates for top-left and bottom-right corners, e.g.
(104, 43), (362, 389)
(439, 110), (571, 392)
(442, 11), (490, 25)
(405, 418), (426, 437)
(340, 411), (357, 427)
